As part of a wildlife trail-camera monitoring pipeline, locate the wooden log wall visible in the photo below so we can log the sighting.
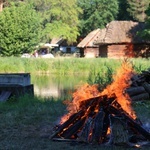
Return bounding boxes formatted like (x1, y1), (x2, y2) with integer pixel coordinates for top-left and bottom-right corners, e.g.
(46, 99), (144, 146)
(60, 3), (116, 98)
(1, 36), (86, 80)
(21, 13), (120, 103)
(107, 44), (127, 59)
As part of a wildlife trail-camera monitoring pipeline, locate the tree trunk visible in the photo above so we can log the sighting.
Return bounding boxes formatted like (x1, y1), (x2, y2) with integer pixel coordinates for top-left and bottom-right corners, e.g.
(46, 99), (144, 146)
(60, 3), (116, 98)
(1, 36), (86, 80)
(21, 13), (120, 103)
(0, 0), (3, 12)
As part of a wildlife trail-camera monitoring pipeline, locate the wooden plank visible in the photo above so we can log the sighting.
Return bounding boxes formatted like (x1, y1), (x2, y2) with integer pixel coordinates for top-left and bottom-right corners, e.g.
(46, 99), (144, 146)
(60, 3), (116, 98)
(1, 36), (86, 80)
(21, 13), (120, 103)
(0, 91), (11, 102)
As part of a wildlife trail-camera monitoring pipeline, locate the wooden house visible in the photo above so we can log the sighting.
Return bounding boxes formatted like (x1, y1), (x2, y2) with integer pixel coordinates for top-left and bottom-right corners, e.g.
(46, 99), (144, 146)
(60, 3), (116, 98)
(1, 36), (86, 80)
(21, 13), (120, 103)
(94, 21), (150, 58)
(77, 29), (101, 58)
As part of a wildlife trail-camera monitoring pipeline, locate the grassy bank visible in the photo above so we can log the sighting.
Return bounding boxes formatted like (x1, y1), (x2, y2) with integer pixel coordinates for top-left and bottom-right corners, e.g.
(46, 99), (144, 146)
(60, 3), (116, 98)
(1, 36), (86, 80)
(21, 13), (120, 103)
(0, 57), (149, 75)
(0, 57), (150, 149)
(0, 95), (150, 150)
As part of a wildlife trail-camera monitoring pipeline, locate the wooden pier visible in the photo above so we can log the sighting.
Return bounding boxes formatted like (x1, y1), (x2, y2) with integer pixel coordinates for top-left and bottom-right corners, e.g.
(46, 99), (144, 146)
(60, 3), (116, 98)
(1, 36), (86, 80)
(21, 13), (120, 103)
(0, 73), (34, 102)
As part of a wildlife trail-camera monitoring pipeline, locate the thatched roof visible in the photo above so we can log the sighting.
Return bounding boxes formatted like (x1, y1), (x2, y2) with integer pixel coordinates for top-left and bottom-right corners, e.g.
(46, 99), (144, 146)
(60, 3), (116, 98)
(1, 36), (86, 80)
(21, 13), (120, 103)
(50, 38), (64, 45)
(77, 29), (101, 48)
(94, 21), (147, 45)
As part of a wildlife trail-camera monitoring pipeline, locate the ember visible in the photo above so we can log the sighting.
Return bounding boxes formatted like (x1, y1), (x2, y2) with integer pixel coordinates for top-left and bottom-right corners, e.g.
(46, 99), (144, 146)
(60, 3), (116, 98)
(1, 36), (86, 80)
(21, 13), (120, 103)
(51, 60), (150, 147)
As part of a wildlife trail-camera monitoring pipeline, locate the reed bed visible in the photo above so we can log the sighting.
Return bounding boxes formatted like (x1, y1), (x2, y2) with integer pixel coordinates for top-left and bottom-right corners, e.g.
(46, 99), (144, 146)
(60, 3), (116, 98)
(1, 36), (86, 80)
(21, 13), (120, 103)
(0, 57), (149, 75)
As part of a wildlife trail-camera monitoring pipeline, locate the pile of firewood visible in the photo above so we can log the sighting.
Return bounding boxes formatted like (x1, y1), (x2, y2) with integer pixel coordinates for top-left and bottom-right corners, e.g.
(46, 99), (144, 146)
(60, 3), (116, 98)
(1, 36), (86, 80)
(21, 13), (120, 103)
(125, 68), (150, 101)
(51, 94), (150, 146)
(51, 67), (150, 147)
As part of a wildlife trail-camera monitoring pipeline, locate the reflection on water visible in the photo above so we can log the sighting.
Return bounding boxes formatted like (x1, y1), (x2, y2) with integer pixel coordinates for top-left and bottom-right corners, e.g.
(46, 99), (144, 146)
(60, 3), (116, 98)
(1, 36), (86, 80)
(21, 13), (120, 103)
(31, 74), (88, 98)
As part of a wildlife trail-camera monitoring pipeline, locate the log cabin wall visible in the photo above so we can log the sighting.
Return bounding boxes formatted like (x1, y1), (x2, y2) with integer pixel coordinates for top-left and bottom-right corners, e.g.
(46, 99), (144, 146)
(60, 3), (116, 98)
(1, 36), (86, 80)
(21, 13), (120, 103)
(84, 47), (99, 58)
(99, 44), (150, 59)
(107, 44), (128, 58)
(99, 44), (128, 59)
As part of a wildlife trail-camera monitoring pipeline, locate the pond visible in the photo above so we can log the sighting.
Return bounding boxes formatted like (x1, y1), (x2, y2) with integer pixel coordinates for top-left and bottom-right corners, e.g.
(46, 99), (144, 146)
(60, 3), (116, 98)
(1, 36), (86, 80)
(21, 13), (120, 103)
(31, 74), (89, 99)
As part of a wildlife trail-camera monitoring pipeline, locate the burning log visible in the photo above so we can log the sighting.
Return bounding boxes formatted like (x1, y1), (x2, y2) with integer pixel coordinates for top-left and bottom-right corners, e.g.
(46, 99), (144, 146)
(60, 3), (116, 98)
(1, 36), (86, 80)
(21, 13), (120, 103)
(51, 110), (85, 138)
(51, 95), (116, 140)
(90, 108), (105, 144)
(51, 64), (150, 147)
(51, 96), (150, 145)
(61, 116), (86, 139)
(78, 117), (93, 143)
(108, 115), (129, 146)
(108, 102), (150, 141)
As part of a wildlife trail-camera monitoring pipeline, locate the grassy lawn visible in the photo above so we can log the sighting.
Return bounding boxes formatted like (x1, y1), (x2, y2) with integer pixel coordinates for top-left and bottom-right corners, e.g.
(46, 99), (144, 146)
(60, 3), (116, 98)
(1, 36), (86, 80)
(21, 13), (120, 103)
(0, 95), (150, 150)
(0, 57), (150, 149)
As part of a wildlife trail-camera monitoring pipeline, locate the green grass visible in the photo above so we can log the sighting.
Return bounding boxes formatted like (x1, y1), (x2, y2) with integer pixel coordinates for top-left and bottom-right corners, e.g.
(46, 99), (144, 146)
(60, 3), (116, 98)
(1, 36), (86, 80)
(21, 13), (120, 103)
(0, 57), (149, 75)
(0, 57), (150, 149)
(0, 95), (150, 150)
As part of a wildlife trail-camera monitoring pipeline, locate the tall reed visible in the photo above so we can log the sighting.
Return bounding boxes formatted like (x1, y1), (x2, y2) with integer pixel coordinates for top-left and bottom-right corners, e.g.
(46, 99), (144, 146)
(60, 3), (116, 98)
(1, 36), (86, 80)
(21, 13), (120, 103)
(0, 57), (149, 75)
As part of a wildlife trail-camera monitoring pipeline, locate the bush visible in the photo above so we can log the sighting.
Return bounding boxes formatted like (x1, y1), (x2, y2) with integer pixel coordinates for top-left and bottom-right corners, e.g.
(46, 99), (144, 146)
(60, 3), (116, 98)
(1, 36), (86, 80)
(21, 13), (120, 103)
(0, 3), (42, 56)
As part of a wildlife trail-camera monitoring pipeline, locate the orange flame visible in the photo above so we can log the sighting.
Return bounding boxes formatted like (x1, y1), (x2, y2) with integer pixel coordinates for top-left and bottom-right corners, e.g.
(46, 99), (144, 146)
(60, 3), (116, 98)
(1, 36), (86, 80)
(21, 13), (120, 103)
(60, 59), (137, 124)
(60, 84), (100, 123)
(101, 59), (137, 119)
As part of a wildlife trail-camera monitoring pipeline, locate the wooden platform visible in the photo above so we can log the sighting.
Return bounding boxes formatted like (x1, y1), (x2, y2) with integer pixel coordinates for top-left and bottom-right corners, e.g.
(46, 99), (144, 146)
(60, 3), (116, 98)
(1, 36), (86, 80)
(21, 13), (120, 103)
(0, 73), (34, 102)
(0, 91), (12, 102)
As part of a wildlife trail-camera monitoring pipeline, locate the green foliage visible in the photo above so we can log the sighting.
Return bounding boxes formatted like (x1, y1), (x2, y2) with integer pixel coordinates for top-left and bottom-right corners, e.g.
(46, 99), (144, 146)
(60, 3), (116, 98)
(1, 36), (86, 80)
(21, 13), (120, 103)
(0, 2), (42, 56)
(44, 0), (82, 43)
(117, 0), (132, 20)
(87, 64), (115, 91)
(77, 0), (119, 36)
(23, 0), (82, 44)
(137, 5), (150, 40)
(127, 0), (150, 22)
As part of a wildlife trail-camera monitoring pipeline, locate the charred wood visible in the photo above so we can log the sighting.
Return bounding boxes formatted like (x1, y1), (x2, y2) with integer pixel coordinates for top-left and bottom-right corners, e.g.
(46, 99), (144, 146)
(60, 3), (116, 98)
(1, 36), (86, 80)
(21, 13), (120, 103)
(108, 105), (150, 141)
(130, 68), (150, 86)
(101, 112), (110, 143)
(131, 93), (149, 101)
(51, 95), (116, 139)
(51, 110), (84, 139)
(62, 117), (86, 139)
(91, 108), (105, 144)
(78, 117), (93, 143)
(125, 86), (146, 97)
(142, 82), (150, 94)
(108, 115), (129, 145)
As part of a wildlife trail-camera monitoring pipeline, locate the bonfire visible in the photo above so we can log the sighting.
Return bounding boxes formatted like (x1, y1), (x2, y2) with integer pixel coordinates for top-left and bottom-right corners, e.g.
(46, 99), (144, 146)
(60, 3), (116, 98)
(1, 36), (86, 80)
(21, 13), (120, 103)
(51, 59), (150, 147)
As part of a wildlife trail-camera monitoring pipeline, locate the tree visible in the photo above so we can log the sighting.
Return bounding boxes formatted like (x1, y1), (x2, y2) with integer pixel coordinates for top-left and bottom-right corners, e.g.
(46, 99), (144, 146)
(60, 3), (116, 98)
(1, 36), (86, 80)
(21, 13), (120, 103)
(127, 0), (150, 22)
(117, 0), (132, 20)
(24, 0), (82, 44)
(77, 0), (119, 36)
(0, 2), (42, 56)
(138, 5), (150, 39)
(44, 0), (82, 43)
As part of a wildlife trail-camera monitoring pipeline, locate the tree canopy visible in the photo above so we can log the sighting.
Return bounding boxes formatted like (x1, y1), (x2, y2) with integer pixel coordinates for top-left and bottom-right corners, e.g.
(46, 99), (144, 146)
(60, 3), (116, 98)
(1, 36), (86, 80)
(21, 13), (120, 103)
(0, 2), (42, 56)
(138, 5), (150, 39)
(127, 0), (150, 22)
(0, 0), (150, 56)
(43, 0), (82, 43)
(77, 0), (119, 36)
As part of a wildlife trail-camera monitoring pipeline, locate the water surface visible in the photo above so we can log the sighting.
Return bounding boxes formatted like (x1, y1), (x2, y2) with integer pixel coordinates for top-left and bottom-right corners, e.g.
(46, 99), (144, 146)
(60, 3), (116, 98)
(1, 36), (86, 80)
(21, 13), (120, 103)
(31, 74), (88, 99)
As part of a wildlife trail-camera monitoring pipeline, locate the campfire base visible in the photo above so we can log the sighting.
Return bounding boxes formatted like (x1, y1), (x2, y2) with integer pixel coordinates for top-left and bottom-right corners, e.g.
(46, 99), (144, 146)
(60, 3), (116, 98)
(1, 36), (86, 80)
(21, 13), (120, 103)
(51, 66), (150, 148)
(51, 97), (150, 147)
